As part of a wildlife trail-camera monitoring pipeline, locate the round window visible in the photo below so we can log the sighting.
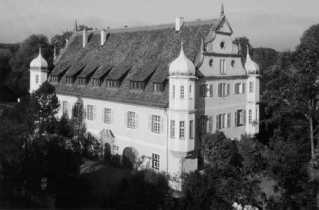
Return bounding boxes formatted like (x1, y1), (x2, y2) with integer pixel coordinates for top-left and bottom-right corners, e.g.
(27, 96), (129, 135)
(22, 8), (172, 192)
(209, 59), (213, 67)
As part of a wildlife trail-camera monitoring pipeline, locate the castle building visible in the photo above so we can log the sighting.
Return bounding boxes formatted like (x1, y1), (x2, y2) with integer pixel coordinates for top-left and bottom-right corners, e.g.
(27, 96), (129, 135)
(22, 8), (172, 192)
(29, 8), (260, 190)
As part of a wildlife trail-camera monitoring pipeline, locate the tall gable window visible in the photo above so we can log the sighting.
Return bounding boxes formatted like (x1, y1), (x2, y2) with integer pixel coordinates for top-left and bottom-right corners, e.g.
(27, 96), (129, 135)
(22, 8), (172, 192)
(127, 111), (136, 129)
(218, 83), (230, 97)
(219, 59), (226, 74)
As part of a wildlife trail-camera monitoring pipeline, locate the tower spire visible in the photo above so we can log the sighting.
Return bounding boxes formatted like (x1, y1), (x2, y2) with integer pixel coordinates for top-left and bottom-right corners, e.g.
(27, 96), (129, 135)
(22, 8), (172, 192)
(39, 47), (42, 56)
(221, 2), (225, 17)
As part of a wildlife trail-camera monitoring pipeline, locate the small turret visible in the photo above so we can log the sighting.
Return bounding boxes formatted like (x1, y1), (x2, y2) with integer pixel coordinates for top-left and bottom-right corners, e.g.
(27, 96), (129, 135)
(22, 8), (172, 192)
(29, 48), (48, 93)
(245, 47), (259, 74)
(169, 42), (195, 76)
(30, 48), (48, 69)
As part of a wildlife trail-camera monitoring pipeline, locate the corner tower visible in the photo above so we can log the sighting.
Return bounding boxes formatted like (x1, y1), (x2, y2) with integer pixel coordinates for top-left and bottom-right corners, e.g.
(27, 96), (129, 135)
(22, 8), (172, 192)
(167, 42), (197, 190)
(245, 48), (260, 135)
(29, 48), (48, 93)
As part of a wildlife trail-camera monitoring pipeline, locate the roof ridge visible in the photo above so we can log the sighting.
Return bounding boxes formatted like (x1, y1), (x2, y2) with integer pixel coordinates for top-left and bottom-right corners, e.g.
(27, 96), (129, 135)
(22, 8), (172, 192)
(73, 18), (218, 35)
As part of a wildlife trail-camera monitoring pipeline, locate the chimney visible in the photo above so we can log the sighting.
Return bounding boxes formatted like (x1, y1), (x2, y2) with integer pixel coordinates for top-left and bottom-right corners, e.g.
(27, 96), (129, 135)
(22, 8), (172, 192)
(175, 17), (184, 32)
(100, 29), (106, 46)
(82, 29), (87, 48)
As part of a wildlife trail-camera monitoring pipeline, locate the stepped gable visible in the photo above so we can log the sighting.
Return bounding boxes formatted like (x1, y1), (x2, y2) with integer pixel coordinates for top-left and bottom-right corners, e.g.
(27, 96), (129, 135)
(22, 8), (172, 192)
(50, 19), (220, 108)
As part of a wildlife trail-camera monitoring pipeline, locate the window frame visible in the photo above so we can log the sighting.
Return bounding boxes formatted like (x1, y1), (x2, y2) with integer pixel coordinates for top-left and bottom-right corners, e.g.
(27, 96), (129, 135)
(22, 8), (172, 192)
(152, 153), (160, 170)
(103, 108), (111, 124)
(127, 111), (136, 129)
(151, 115), (161, 134)
(179, 121), (185, 139)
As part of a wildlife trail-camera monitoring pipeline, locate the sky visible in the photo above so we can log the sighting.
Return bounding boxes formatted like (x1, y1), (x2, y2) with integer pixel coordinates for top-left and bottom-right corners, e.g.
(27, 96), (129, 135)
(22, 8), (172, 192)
(0, 0), (318, 51)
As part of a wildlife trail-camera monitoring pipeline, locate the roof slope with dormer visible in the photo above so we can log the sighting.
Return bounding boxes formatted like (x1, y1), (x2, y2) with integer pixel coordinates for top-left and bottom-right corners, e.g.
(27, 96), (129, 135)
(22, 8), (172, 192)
(50, 19), (222, 108)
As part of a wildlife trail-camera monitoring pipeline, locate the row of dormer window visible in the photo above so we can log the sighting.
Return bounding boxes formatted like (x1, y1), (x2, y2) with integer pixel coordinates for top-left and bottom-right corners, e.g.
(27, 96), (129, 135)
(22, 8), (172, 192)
(50, 74), (165, 93)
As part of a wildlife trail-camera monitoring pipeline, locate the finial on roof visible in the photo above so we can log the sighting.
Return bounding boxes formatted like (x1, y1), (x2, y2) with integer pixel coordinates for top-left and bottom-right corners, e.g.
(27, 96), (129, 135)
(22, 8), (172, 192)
(246, 45), (251, 59)
(39, 47), (42, 56)
(74, 19), (78, 32)
(221, 2), (225, 17)
(179, 40), (185, 57)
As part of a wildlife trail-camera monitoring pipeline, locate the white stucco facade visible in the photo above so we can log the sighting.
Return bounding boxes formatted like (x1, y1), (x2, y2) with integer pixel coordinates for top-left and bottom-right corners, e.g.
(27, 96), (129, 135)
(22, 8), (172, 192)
(29, 13), (260, 191)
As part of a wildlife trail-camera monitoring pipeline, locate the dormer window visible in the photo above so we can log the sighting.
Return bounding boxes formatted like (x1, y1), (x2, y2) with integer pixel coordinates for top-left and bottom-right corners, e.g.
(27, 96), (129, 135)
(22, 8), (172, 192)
(130, 81), (144, 90)
(66, 76), (73, 84)
(153, 83), (163, 92)
(106, 80), (119, 88)
(78, 78), (86, 86)
(92, 79), (101, 86)
(49, 75), (58, 83)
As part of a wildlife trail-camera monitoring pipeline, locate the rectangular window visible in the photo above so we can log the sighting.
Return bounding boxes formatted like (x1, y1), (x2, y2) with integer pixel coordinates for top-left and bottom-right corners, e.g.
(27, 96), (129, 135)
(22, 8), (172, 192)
(86, 105), (94, 121)
(172, 85), (175, 98)
(218, 83), (228, 97)
(151, 115), (161, 133)
(170, 120), (175, 138)
(249, 109), (252, 124)
(189, 120), (194, 139)
(200, 116), (207, 133)
(242, 83), (246, 94)
(235, 110), (245, 127)
(208, 116), (213, 133)
(227, 113), (231, 128)
(201, 85), (206, 97)
(189, 84), (192, 99)
(62, 101), (68, 115)
(234, 83), (241, 94)
(35, 75), (39, 84)
(216, 114), (226, 130)
(127, 111), (136, 129)
(179, 121), (185, 139)
(104, 108), (111, 124)
(152, 153), (160, 170)
(209, 84), (213, 97)
(180, 86), (184, 99)
(249, 81), (254, 93)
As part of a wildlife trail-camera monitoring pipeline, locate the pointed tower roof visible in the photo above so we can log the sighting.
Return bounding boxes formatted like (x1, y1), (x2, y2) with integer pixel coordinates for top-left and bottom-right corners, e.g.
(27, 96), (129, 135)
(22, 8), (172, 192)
(245, 47), (259, 74)
(169, 42), (195, 76)
(221, 3), (225, 17)
(30, 48), (48, 69)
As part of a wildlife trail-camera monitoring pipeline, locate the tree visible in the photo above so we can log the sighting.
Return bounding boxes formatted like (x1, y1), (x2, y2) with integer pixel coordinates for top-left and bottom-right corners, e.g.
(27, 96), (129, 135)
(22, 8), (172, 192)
(202, 132), (242, 169)
(50, 31), (72, 54)
(8, 34), (52, 96)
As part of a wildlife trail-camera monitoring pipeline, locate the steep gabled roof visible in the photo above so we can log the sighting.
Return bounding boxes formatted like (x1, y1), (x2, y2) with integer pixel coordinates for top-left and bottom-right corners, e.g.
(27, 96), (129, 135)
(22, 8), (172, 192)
(51, 19), (220, 108)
